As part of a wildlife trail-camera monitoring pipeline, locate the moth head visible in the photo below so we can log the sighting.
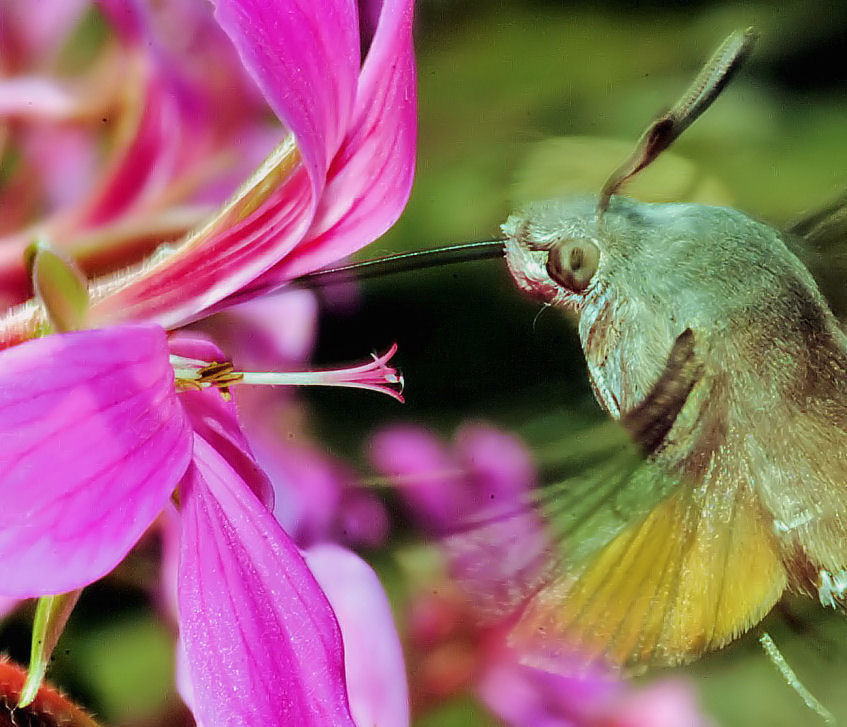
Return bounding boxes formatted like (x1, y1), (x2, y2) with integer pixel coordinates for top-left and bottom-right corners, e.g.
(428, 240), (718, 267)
(502, 194), (811, 415)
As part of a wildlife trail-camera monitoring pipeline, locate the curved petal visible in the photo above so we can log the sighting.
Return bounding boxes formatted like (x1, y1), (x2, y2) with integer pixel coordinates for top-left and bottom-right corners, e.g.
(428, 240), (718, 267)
(251, 0), (417, 281)
(75, 76), (185, 229)
(0, 325), (191, 597)
(86, 150), (314, 329)
(305, 544), (410, 727)
(180, 389), (275, 510)
(211, 0), (360, 201)
(178, 434), (355, 726)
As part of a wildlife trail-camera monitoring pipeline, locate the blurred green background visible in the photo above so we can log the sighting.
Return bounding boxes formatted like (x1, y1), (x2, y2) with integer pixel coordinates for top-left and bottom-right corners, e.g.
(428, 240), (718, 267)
(3, 1), (846, 725)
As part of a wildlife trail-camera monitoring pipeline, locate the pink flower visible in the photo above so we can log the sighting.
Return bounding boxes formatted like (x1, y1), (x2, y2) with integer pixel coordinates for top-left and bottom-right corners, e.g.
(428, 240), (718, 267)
(371, 423), (553, 621)
(371, 423), (713, 726)
(0, 0), (416, 724)
(86, 0), (416, 330)
(1, 0), (416, 341)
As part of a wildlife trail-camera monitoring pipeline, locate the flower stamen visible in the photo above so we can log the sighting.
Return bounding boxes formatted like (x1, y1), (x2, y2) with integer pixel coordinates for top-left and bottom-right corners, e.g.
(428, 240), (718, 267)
(170, 344), (404, 402)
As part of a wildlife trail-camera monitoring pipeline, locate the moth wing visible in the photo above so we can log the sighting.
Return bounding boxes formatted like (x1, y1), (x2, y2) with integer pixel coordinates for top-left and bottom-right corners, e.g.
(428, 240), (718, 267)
(786, 191), (847, 319)
(512, 454), (786, 669)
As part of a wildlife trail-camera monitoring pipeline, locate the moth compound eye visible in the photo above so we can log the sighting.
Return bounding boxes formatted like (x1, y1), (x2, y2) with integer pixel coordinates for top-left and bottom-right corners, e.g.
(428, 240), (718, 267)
(546, 240), (600, 292)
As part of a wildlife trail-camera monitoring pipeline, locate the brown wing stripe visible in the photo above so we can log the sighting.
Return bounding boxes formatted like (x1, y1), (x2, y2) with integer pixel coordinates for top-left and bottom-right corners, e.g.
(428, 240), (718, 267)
(621, 328), (703, 455)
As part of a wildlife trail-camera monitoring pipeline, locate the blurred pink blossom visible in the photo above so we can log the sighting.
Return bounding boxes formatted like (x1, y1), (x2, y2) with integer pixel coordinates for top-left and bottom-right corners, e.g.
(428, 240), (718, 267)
(372, 423), (553, 621)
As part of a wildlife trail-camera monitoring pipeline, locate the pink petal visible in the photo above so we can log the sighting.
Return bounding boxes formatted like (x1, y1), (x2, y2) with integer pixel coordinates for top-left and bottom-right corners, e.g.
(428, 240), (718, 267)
(371, 424), (551, 621)
(247, 0), (417, 281)
(22, 125), (97, 211)
(86, 160), (314, 329)
(178, 434), (355, 726)
(454, 424), (538, 502)
(211, 0), (360, 200)
(0, 325), (191, 597)
(249, 438), (342, 545)
(199, 289), (319, 371)
(156, 504), (181, 626)
(305, 544), (410, 727)
(96, 0), (147, 42)
(0, 597), (22, 620)
(447, 424), (552, 621)
(75, 76), (184, 229)
(2, 0), (88, 62)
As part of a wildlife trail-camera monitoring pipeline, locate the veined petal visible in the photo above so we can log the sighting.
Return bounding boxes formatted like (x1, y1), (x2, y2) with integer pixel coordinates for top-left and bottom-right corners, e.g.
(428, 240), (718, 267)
(305, 544), (410, 727)
(0, 325), (191, 597)
(86, 143), (314, 329)
(212, 0), (360, 201)
(178, 434), (355, 727)
(248, 0), (417, 281)
(178, 390), (275, 512)
(75, 75), (185, 229)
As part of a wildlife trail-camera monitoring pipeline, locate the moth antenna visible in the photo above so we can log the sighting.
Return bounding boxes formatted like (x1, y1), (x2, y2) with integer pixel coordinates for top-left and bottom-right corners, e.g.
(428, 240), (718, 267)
(597, 27), (758, 215)
(293, 239), (506, 288)
(758, 632), (835, 725)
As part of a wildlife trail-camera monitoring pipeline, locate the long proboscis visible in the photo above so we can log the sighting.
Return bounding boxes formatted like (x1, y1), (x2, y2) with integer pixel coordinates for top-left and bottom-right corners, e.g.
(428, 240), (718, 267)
(598, 27), (758, 214)
(196, 240), (505, 320)
(292, 239), (506, 288)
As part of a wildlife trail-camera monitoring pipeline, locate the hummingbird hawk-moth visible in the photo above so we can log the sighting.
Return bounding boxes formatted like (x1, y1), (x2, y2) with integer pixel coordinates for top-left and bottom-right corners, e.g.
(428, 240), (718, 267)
(492, 29), (847, 669)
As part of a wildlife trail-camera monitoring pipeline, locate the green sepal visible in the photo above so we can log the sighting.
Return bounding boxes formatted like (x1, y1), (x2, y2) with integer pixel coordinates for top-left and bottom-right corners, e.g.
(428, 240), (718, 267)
(19, 590), (82, 708)
(28, 241), (90, 333)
